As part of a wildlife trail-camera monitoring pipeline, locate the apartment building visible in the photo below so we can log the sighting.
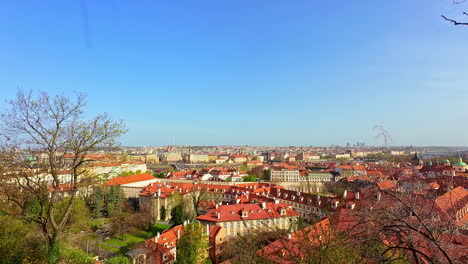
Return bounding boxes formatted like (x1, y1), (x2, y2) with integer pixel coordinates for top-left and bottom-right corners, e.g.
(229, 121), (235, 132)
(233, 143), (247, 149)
(197, 201), (300, 239)
(270, 169), (300, 182)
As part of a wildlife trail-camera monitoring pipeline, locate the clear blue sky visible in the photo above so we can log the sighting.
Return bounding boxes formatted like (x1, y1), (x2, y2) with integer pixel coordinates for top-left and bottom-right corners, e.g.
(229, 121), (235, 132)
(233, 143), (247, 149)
(1, 0), (467, 146)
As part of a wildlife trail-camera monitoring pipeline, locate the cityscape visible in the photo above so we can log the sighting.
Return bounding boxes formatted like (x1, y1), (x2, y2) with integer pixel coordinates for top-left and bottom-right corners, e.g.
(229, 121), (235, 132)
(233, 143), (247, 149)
(1, 1), (468, 264)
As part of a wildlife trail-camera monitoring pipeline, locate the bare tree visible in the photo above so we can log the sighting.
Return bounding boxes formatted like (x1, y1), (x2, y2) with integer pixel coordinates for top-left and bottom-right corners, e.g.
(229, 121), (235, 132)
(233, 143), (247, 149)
(442, 0), (468, 25)
(354, 185), (466, 264)
(0, 90), (125, 263)
(374, 124), (392, 148)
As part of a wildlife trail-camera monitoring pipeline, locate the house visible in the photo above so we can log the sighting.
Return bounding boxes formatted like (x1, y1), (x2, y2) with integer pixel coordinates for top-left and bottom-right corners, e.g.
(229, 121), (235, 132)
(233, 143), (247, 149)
(104, 173), (158, 198)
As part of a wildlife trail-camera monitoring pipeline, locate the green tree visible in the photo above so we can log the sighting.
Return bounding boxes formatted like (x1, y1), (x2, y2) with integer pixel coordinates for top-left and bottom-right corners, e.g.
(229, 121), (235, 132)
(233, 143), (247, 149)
(170, 205), (184, 225)
(261, 169), (271, 181)
(153, 172), (165, 179)
(90, 186), (104, 218)
(160, 206), (167, 220)
(243, 175), (257, 182)
(176, 222), (211, 264)
(106, 256), (131, 264)
(107, 185), (124, 217)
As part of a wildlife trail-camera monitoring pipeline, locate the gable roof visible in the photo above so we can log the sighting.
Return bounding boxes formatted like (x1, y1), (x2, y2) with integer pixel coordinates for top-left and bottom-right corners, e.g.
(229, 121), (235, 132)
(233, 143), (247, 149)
(104, 173), (155, 186)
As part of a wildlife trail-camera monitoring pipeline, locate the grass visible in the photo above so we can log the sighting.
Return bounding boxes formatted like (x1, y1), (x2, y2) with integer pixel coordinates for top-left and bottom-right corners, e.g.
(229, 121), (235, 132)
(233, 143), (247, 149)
(101, 223), (171, 253)
(99, 243), (121, 253)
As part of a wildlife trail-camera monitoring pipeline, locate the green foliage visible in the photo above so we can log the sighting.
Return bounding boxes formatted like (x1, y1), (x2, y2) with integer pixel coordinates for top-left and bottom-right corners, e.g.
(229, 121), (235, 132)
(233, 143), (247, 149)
(89, 185), (125, 218)
(54, 197), (90, 230)
(110, 212), (131, 240)
(59, 244), (93, 264)
(170, 205), (184, 225)
(90, 186), (105, 218)
(176, 223), (210, 264)
(239, 165), (248, 172)
(261, 169), (271, 181)
(243, 175), (257, 182)
(225, 177), (232, 182)
(153, 172), (165, 178)
(160, 206), (167, 220)
(106, 256), (131, 264)
(135, 169), (142, 174)
(0, 215), (46, 264)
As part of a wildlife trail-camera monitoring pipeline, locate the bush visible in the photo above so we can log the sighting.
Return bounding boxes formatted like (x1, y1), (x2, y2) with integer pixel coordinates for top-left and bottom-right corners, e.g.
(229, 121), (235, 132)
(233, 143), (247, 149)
(106, 256), (131, 264)
(59, 244), (93, 264)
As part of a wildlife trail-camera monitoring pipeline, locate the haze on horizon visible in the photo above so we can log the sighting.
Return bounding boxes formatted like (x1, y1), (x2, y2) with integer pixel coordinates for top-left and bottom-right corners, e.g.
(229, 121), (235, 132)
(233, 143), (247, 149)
(1, 1), (467, 147)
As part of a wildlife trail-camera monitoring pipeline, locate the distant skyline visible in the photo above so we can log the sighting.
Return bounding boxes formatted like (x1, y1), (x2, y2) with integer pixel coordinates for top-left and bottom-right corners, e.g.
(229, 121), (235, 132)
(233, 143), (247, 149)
(1, 1), (467, 146)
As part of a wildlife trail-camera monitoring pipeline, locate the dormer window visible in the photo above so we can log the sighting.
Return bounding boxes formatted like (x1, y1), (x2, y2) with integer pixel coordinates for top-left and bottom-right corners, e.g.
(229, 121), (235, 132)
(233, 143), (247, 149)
(242, 211), (248, 217)
(291, 195), (295, 200)
(277, 193), (281, 197)
(299, 197), (304, 202)
(250, 210), (254, 213)
(230, 211), (235, 215)
(257, 209), (261, 213)
(280, 209), (286, 215)
(284, 194), (288, 198)
(307, 199), (312, 204)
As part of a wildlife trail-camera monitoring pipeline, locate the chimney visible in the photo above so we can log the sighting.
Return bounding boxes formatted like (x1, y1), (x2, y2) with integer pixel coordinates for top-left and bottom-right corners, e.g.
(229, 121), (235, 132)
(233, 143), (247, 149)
(177, 229), (181, 239)
(215, 204), (219, 209)
(274, 199), (279, 204)
(217, 212), (221, 220)
(287, 234), (292, 240)
(206, 224), (210, 236)
(157, 189), (161, 197)
(355, 192), (360, 200)
(343, 190), (347, 198)
(377, 192), (381, 201)
(262, 202), (267, 209)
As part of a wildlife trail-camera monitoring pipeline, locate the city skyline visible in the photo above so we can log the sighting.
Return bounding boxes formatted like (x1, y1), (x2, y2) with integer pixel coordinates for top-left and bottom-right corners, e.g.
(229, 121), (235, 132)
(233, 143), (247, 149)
(1, 1), (467, 146)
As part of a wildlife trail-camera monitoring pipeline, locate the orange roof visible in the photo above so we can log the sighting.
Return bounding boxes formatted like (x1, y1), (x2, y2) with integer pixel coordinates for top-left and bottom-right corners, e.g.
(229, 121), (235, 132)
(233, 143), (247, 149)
(435, 186), (468, 213)
(377, 180), (396, 190)
(197, 202), (299, 222)
(258, 219), (331, 263)
(104, 173), (155, 186)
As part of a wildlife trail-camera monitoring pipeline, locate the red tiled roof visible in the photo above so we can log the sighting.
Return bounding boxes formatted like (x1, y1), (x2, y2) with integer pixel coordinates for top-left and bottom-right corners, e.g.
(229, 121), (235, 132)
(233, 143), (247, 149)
(377, 180), (397, 190)
(197, 202), (299, 222)
(435, 186), (468, 213)
(257, 219), (331, 263)
(104, 173), (155, 186)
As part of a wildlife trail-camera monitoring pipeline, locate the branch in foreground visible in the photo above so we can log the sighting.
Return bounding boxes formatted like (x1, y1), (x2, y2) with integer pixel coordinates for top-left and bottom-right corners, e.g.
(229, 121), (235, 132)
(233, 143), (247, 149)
(441, 15), (468, 25)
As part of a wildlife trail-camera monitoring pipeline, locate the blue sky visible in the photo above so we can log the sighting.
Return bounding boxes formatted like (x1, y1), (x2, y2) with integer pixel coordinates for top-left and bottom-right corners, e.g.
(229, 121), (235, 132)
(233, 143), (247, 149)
(1, 0), (467, 146)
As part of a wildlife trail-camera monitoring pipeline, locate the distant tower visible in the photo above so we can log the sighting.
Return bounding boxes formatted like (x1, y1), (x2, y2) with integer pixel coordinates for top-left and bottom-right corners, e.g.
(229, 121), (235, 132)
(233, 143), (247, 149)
(443, 159), (451, 166)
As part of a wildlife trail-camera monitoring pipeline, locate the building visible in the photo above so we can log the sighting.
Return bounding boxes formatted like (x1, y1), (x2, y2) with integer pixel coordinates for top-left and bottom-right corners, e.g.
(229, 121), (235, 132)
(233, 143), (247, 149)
(104, 173), (158, 198)
(257, 218), (332, 264)
(164, 153), (183, 163)
(435, 186), (468, 226)
(270, 169), (300, 182)
(453, 156), (468, 173)
(189, 154), (209, 163)
(197, 201), (300, 239)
